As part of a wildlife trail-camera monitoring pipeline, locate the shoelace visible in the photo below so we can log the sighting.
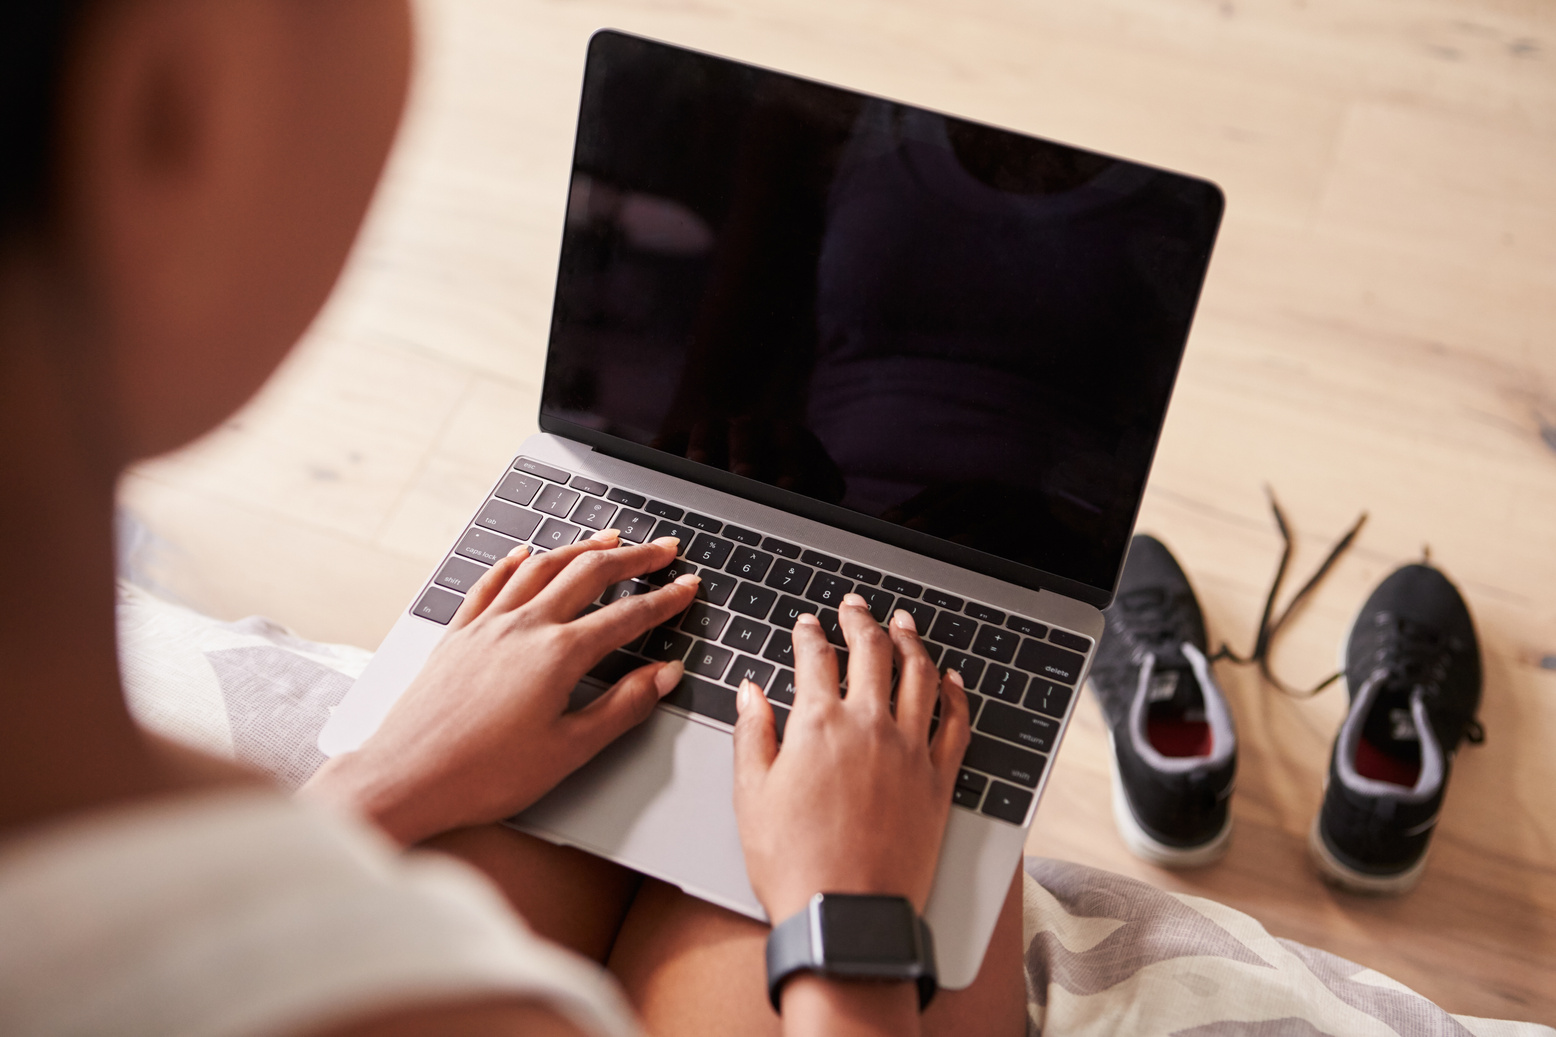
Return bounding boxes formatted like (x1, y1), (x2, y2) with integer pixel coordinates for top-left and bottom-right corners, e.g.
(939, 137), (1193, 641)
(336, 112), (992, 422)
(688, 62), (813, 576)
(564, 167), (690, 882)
(1364, 612), (1486, 745)
(1210, 490), (1486, 744)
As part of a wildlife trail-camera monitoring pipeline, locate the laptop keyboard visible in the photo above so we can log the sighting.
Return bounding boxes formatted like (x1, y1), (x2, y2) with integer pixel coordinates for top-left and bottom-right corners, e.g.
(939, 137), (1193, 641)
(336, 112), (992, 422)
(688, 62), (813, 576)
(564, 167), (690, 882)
(412, 457), (1093, 827)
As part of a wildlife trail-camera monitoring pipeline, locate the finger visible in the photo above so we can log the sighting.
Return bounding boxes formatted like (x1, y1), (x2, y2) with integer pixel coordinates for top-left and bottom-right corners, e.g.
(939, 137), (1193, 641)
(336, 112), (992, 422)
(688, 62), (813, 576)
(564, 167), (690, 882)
(490, 535), (621, 613)
(929, 668), (973, 776)
(565, 659), (684, 760)
(889, 608), (940, 741)
(790, 612), (840, 710)
(571, 572), (701, 650)
(837, 593), (893, 716)
(732, 679), (778, 804)
(527, 535), (683, 620)
(448, 547), (528, 630)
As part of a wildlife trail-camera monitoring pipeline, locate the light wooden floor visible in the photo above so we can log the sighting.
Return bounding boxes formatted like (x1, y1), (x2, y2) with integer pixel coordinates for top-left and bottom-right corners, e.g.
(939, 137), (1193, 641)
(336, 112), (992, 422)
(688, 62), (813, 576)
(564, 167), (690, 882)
(120, 0), (1556, 1023)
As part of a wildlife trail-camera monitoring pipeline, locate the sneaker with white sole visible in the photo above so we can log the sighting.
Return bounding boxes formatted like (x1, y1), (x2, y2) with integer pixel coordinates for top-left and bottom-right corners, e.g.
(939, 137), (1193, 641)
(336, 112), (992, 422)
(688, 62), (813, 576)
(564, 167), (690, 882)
(1310, 563), (1484, 895)
(1091, 534), (1236, 867)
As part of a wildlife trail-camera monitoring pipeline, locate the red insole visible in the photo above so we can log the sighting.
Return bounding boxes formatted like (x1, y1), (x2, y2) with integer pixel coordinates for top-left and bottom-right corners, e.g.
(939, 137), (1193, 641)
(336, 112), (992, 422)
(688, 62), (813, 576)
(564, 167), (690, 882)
(1147, 719), (1213, 758)
(1354, 737), (1421, 787)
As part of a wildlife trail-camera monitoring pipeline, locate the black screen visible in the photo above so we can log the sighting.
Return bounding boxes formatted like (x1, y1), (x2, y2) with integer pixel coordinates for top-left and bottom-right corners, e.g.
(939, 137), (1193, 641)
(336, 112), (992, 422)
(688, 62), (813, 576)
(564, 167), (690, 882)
(541, 31), (1223, 602)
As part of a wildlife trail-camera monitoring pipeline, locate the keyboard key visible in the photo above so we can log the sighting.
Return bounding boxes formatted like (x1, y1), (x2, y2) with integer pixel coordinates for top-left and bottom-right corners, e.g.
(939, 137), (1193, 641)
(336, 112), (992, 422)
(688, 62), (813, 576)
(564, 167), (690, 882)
(680, 603), (731, 641)
(435, 556), (488, 593)
(1015, 639), (1086, 686)
(956, 768), (989, 794)
(688, 534), (734, 568)
(456, 527), (520, 565)
(615, 510), (656, 543)
(858, 587), (895, 622)
(966, 692), (984, 723)
(534, 518), (584, 549)
(953, 785), (984, 809)
(972, 625), (1019, 664)
(1025, 680), (1074, 719)
(977, 700), (1060, 753)
(686, 642), (734, 680)
(982, 665), (1028, 704)
(800, 550), (841, 572)
(765, 560), (813, 594)
(1005, 615), (1049, 639)
(684, 512), (722, 532)
(772, 596), (818, 629)
(841, 563), (881, 584)
(981, 781), (1034, 824)
(762, 536), (801, 559)
(413, 587), (462, 625)
(729, 582), (778, 619)
(645, 500), (684, 520)
(963, 735), (1049, 788)
(724, 655), (775, 690)
(534, 484), (581, 518)
(601, 579), (651, 605)
(587, 651), (642, 685)
(645, 558), (697, 586)
(726, 546), (774, 581)
(1049, 629), (1093, 653)
(895, 600), (936, 635)
(941, 650), (985, 690)
(924, 589), (964, 610)
(721, 616), (769, 652)
(773, 704), (791, 741)
(605, 487), (646, 508)
(663, 674), (738, 725)
(651, 520), (694, 546)
(570, 476), (608, 496)
(724, 525), (762, 546)
(644, 628), (694, 661)
(922, 642), (944, 665)
(964, 602), (1005, 624)
(805, 573), (853, 607)
(696, 571), (738, 606)
(476, 499), (543, 541)
(762, 629), (794, 666)
(514, 457), (569, 483)
(570, 497), (617, 530)
(817, 609), (847, 647)
(929, 613), (977, 649)
(768, 669), (797, 704)
(883, 576), (923, 597)
(494, 471), (542, 507)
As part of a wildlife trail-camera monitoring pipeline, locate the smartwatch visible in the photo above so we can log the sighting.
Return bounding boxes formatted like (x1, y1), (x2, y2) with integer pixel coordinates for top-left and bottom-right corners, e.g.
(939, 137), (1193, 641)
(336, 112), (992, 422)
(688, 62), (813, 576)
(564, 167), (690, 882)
(764, 893), (938, 1012)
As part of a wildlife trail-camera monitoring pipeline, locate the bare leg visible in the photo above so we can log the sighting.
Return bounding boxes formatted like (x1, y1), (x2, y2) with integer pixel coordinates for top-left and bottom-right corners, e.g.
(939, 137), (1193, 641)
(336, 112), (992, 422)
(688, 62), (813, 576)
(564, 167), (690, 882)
(422, 824), (642, 964)
(606, 869), (1028, 1037)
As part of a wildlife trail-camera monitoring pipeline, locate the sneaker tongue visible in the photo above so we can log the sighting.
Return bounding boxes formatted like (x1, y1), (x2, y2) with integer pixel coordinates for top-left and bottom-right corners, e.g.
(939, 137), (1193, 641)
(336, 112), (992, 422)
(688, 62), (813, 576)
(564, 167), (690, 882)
(1144, 663), (1205, 720)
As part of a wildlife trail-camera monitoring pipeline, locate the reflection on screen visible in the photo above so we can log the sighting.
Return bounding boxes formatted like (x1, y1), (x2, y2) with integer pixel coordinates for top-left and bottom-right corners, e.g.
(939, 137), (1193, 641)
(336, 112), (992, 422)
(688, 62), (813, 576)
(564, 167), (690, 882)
(543, 31), (1223, 594)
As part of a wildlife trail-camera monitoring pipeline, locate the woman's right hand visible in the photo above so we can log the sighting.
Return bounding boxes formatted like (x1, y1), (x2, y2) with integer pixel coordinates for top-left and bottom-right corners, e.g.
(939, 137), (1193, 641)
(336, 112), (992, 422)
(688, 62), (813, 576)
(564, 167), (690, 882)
(731, 594), (972, 925)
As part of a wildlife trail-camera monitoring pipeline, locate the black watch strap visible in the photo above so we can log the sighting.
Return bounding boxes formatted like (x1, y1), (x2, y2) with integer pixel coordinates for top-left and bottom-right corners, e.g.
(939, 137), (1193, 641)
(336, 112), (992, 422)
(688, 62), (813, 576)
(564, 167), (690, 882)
(765, 894), (937, 1013)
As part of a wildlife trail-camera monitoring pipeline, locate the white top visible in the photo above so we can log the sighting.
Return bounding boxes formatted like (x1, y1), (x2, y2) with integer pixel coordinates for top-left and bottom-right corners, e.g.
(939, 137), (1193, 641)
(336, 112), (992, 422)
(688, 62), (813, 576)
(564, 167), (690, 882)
(0, 790), (639, 1037)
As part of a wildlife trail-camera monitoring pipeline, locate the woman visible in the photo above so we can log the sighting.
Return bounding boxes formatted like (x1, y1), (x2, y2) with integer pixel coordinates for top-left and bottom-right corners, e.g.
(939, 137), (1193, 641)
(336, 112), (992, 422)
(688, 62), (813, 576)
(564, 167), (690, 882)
(0, 2), (1025, 1034)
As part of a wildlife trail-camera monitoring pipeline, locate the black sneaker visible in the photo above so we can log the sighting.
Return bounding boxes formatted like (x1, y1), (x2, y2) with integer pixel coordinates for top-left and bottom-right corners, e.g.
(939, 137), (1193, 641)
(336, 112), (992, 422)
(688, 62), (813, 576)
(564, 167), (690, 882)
(1091, 535), (1237, 867)
(1310, 563), (1483, 894)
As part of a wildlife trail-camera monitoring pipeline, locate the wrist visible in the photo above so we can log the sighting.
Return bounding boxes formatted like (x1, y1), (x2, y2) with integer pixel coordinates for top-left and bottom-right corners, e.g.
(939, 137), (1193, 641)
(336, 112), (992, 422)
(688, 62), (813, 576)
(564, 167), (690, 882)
(299, 752), (446, 847)
(779, 975), (921, 1036)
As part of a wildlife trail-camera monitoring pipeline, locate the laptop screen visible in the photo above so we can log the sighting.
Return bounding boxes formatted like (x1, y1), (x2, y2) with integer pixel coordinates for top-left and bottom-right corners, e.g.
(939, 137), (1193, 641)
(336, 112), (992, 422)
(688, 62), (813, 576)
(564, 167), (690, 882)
(540, 31), (1223, 604)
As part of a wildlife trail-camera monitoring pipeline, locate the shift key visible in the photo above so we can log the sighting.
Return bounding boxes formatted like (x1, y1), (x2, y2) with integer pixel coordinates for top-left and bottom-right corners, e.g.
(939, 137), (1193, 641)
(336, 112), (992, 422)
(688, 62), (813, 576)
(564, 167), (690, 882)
(962, 734), (1049, 788)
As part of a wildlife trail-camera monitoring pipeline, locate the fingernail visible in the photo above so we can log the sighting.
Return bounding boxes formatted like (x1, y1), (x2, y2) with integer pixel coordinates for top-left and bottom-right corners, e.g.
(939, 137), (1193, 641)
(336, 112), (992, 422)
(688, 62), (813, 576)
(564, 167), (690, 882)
(655, 660), (683, 694)
(891, 609), (914, 629)
(843, 592), (867, 608)
(591, 528), (620, 542)
(736, 679), (752, 710)
(673, 573), (701, 587)
(946, 668), (965, 689)
(796, 612), (820, 628)
(506, 545), (530, 559)
(653, 536), (680, 548)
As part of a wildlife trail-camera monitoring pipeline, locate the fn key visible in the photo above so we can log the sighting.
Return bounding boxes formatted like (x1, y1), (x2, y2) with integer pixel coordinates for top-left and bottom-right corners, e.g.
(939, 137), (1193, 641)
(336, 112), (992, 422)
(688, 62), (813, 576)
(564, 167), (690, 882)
(413, 587), (462, 625)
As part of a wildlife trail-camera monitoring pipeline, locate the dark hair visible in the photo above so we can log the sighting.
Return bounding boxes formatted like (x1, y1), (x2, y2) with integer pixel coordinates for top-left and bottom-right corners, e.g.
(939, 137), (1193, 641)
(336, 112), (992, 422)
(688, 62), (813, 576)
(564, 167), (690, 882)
(1, 1), (91, 238)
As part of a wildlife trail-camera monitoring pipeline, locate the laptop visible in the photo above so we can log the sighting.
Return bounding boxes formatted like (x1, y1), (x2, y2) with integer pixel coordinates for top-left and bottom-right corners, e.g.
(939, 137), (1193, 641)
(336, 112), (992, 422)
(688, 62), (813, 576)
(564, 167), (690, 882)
(319, 29), (1223, 989)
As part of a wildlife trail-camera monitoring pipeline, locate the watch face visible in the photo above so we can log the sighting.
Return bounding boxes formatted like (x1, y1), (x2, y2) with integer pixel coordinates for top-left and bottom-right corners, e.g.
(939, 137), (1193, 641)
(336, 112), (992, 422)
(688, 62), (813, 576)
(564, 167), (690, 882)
(817, 895), (919, 965)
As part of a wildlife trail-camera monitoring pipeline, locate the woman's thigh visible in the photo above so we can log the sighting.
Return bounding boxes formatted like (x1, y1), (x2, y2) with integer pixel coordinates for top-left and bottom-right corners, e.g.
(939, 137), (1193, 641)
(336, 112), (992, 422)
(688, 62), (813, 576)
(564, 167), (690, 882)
(606, 870), (1028, 1037)
(422, 824), (642, 964)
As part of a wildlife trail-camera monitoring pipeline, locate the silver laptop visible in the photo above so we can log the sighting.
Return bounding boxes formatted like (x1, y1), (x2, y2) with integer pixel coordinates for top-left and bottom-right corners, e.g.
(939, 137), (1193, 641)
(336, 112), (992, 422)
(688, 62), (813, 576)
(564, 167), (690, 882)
(319, 29), (1223, 990)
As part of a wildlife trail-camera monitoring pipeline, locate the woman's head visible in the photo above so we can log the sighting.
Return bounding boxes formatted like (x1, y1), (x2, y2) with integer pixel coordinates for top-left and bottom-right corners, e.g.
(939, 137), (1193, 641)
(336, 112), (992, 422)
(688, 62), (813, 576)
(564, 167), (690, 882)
(0, 0), (412, 464)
